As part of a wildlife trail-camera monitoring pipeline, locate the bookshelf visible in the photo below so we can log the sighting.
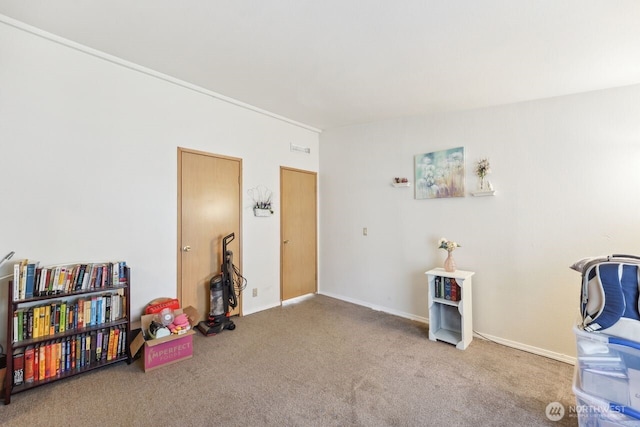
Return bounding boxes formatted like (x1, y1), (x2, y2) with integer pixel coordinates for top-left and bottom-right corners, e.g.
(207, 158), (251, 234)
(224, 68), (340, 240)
(425, 268), (474, 350)
(3, 263), (131, 404)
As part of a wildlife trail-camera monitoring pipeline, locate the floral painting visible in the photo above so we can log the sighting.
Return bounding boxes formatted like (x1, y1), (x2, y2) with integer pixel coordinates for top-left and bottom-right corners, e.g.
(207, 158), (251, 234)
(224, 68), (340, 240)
(414, 147), (465, 199)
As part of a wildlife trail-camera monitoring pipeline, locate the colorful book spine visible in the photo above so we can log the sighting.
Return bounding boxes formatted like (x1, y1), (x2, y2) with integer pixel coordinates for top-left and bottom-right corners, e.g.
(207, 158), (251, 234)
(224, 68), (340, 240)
(12, 350), (25, 386)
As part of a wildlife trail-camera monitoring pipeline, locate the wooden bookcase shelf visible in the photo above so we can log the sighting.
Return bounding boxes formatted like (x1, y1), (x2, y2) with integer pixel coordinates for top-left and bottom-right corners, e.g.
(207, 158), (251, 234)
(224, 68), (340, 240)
(4, 264), (131, 404)
(425, 268), (475, 350)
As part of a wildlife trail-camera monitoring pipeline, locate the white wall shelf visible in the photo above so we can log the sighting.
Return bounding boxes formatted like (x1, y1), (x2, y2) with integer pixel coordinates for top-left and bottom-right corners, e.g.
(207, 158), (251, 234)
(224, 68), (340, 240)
(391, 182), (411, 188)
(471, 190), (495, 197)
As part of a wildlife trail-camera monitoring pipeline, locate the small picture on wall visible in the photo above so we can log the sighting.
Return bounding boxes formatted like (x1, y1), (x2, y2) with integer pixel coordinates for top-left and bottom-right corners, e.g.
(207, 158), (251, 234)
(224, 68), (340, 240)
(414, 147), (465, 199)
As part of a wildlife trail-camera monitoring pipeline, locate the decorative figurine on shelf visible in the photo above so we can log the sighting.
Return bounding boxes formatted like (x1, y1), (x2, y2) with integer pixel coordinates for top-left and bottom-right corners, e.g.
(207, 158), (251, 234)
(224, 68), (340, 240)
(438, 237), (460, 272)
(475, 158), (491, 190)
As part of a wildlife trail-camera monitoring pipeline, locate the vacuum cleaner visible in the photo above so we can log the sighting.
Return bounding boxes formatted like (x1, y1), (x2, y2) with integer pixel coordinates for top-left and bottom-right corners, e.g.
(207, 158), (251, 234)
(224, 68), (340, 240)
(197, 233), (246, 336)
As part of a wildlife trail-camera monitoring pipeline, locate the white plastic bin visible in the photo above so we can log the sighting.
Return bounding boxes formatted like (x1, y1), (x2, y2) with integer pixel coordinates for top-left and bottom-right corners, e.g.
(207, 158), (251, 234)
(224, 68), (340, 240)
(573, 369), (640, 426)
(574, 325), (640, 409)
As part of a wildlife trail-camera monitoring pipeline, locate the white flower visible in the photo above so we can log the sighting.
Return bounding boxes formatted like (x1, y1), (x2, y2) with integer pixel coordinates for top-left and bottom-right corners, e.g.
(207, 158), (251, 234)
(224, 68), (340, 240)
(438, 238), (461, 252)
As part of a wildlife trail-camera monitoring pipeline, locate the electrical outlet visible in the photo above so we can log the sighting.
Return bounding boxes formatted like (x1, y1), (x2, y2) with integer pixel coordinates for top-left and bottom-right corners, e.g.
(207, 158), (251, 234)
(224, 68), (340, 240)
(363, 227), (368, 236)
(252, 288), (258, 297)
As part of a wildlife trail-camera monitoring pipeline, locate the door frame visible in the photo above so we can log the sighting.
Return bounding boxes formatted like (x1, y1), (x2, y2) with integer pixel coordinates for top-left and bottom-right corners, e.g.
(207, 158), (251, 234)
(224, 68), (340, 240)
(177, 147), (243, 315)
(280, 166), (318, 301)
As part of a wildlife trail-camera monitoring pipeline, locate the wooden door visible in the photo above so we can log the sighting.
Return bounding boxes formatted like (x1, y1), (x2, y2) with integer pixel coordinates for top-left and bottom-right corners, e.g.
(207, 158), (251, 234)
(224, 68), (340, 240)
(178, 148), (242, 321)
(280, 167), (317, 300)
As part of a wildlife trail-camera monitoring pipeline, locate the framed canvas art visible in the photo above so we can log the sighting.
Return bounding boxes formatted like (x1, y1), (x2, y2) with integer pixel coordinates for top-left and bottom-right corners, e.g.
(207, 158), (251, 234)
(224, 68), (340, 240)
(414, 147), (465, 199)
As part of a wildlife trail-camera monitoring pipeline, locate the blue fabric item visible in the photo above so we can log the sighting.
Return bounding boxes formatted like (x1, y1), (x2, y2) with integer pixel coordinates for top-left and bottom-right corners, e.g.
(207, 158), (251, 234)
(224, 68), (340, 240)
(585, 264), (625, 330)
(621, 264), (640, 320)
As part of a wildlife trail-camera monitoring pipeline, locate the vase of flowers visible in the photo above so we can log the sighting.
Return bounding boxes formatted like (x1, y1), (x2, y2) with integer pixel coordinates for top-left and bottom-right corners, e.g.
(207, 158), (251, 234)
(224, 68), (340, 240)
(438, 237), (460, 272)
(475, 158), (491, 190)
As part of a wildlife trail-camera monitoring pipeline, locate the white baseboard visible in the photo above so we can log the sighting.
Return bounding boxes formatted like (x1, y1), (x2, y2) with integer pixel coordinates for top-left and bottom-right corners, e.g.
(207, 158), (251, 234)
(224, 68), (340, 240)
(318, 291), (576, 365)
(318, 291), (429, 324)
(242, 301), (281, 316)
(473, 332), (576, 365)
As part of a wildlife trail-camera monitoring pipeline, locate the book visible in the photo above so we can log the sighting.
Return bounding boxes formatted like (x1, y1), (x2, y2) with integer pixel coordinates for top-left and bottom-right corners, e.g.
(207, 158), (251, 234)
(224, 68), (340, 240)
(37, 267), (47, 296)
(58, 339), (65, 375)
(112, 263), (119, 287)
(78, 299), (85, 328)
(54, 303), (61, 334)
(90, 295), (97, 326)
(84, 298), (92, 327)
(33, 344), (40, 381)
(102, 329), (110, 361)
(101, 265), (108, 287)
(82, 264), (92, 290)
(34, 267), (42, 296)
(59, 302), (66, 333)
(71, 336), (77, 370)
(80, 334), (86, 368)
(107, 328), (116, 361)
(24, 262), (37, 299)
(85, 333), (92, 367)
(96, 331), (103, 362)
(24, 346), (35, 383)
(65, 338), (71, 372)
(44, 342), (52, 379)
(117, 327), (125, 357)
(32, 306), (39, 339)
(45, 268), (54, 294)
(44, 304), (51, 336)
(105, 295), (111, 322)
(74, 264), (87, 291)
(444, 277), (452, 300)
(13, 262), (21, 301)
(19, 261), (27, 300)
(65, 266), (77, 293)
(38, 344), (46, 381)
(12, 310), (19, 343)
(95, 265), (103, 289)
(90, 331), (98, 363)
(118, 261), (127, 285)
(12, 350), (25, 386)
(450, 278), (459, 301)
(26, 308), (33, 339)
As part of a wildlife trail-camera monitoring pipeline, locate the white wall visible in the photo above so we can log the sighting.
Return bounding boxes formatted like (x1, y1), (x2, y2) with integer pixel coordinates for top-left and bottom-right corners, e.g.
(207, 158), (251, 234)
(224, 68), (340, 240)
(0, 18), (319, 346)
(319, 84), (640, 361)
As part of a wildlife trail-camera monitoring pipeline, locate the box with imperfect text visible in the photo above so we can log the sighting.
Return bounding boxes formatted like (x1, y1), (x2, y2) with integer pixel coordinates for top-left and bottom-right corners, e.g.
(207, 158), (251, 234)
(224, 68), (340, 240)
(130, 306), (199, 372)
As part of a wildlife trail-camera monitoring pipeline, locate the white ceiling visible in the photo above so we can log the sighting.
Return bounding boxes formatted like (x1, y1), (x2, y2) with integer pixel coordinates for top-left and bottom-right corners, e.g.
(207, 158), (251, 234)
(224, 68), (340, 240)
(2, 1), (640, 130)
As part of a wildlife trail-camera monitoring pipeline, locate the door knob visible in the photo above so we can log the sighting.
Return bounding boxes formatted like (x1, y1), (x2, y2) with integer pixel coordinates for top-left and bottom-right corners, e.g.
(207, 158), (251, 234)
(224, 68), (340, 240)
(283, 240), (289, 244)
(183, 246), (191, 252)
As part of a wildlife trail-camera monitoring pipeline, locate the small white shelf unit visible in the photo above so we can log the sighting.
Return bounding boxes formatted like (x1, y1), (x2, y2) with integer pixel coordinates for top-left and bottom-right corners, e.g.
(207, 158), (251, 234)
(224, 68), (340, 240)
(425, 268), (475, 350)
(391, 182), (411, 188)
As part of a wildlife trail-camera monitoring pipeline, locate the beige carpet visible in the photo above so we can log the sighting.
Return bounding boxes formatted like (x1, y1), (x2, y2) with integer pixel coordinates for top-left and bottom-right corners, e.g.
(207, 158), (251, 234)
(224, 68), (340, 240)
(2, 295), (577, 426)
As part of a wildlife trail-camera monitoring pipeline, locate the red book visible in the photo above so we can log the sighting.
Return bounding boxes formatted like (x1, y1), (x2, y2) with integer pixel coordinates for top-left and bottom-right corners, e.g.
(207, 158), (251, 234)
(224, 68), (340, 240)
(24, 346), (35, 383)
(33, 344), (40, 381)
(71, 337), (76, 369)
(44, 343), (52, 379)
(450, 279), (458, 301)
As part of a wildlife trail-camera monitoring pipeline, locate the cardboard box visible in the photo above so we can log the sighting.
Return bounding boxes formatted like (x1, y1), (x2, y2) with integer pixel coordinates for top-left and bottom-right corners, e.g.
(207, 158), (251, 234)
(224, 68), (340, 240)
(130, 306), (199, 372)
